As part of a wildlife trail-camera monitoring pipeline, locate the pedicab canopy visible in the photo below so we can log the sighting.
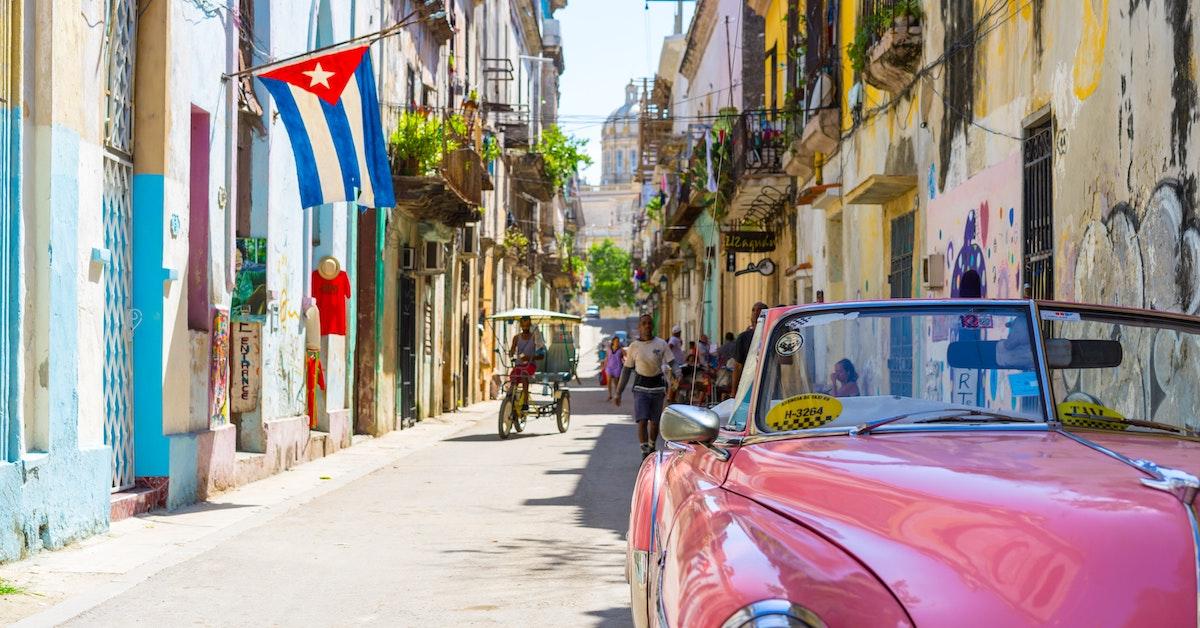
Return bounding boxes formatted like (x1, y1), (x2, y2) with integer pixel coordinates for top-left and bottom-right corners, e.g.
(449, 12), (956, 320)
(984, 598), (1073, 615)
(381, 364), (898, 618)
(489, 308), (582, 324)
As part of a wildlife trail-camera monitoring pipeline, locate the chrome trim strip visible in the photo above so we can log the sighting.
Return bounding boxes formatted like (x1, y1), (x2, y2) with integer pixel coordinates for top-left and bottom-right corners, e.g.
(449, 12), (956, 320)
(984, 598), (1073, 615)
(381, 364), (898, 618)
(720, 599), (827, 628)
(741, 422), (1052, 446)
(1185, 504), (1200, 627)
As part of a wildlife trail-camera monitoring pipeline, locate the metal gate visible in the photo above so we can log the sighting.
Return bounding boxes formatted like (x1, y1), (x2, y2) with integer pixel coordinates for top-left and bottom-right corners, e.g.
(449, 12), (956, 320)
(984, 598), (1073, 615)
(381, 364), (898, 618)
(888, 212), (915, 397)
(103, 0), (137, 491)
(398, 275), (417, 426)
(1023, 121), (1054, 300)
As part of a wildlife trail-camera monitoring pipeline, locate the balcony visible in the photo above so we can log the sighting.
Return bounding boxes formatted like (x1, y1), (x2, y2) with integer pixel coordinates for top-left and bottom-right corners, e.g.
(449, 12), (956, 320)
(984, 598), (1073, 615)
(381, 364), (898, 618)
(415, 0), (454, 44)
(726, 110), (792, 222)
(509, 152), (555, 202)
(857, 0), (923, 93)
(389, 144), (484, 228)
(664, 173), (700, 243)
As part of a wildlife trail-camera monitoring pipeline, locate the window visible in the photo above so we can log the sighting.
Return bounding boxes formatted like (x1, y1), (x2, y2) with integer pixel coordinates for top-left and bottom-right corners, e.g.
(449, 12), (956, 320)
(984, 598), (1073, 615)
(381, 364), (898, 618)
(616, 151), (623, 176)
(888, 212), (916, 396)
(1023, 119), (1054, 300)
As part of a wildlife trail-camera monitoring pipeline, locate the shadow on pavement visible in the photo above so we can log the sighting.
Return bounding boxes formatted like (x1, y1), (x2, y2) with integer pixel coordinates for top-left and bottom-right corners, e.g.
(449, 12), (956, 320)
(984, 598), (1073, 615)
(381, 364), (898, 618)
(587, 606), (634, 628)
(522, 386), (640, 538)
(443, 431), (554, 443)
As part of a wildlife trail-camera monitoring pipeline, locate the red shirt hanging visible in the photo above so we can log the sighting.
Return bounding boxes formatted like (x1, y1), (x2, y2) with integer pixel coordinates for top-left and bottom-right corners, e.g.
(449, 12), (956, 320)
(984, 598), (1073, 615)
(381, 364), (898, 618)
(312, 270), (351, 336)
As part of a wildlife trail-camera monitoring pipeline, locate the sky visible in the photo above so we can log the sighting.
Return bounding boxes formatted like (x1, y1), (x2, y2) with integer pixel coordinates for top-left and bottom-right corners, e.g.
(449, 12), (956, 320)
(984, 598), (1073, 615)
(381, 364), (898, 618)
(556, 0), (696, 184)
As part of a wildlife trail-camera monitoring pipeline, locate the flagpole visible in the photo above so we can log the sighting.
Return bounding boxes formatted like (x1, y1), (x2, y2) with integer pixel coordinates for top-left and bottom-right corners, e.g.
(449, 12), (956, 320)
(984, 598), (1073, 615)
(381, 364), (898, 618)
(223, 9), (435, 79)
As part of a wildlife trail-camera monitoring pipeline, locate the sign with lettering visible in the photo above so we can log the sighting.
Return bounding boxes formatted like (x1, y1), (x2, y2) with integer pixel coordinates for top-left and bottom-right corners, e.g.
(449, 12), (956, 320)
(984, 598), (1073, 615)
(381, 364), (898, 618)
(231, 321), (262, 413)
(723, 231), (776, 253)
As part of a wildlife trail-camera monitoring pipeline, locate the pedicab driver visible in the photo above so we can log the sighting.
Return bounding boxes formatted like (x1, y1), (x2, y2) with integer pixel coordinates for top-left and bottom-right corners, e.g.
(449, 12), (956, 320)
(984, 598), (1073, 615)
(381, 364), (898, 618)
(615, 314), (680, 459)
(508, 315), (546, 408)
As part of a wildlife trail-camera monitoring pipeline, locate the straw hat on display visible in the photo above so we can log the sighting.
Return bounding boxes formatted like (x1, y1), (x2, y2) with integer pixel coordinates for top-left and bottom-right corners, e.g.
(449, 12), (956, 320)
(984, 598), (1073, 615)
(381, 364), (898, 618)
(317, 256), (341, 280)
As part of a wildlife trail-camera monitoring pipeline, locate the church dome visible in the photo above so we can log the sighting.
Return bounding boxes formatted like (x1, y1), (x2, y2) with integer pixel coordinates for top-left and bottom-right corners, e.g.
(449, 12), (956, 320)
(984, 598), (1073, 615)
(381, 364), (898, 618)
(604, 83), (642, 132)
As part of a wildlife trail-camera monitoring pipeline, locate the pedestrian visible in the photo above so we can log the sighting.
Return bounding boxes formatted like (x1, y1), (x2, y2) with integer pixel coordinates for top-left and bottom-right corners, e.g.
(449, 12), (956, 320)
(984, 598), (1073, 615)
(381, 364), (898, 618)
(717, 331), (736, 366)
(667, 323), (686, 367)
(604, 336), (624, 400)
(731, 302), (767, 395)
(615, 314), (679, 460)
(697, 333), (716, 369)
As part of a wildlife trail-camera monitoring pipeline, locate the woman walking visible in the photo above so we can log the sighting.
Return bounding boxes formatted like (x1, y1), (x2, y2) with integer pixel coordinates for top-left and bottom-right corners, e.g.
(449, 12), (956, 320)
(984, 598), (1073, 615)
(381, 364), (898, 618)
(604, 336), (625, 400)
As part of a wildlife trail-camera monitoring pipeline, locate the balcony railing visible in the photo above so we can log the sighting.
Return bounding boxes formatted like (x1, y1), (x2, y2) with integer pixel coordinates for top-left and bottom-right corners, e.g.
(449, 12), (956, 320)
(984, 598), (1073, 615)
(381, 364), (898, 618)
(732, 110), (789, 180)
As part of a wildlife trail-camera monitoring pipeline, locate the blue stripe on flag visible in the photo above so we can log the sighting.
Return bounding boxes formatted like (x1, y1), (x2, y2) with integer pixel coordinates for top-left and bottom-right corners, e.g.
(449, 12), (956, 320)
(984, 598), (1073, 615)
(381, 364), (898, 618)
(319, 98), (361, 203)
(261, 78), (324, 207)
(355, 53), (395, 208)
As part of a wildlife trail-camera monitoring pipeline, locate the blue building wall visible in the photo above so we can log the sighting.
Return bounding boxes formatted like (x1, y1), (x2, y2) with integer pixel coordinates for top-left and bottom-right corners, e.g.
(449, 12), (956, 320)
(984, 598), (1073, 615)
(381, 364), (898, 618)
(132, 173), (169, 478)
(0, 124), (110, 563)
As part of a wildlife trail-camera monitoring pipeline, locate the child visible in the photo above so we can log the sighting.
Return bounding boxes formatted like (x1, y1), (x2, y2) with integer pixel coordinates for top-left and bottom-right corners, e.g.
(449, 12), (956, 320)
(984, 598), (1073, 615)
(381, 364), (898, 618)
(604, 336), (625, 400)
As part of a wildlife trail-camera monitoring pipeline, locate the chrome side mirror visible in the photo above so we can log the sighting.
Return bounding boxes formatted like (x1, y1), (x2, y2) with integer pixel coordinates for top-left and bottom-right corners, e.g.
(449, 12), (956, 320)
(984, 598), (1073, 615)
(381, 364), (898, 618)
(661, 404), (720, 444)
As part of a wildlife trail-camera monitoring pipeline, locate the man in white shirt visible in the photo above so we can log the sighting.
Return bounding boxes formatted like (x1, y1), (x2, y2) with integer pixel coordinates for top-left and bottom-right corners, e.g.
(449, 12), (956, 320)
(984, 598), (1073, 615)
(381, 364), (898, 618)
(615, 314), (680, 459)
(667, 323), (686, 367)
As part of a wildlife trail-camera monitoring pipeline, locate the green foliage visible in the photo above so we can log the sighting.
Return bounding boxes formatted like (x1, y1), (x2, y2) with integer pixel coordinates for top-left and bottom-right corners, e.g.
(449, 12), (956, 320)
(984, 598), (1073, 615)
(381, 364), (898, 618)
(482, 133), (501, 164)
(0, 579), (25, 596)
(847, 0), (924, 74)
(688, 128), (735, 221)
(558, 231), (587, 276)
(388, 111), (468, 175)
(502, 227), (530, 255)
(536, 125), (593, 190)
(586, 239), (634, 309)
(644, 194), (664, 224)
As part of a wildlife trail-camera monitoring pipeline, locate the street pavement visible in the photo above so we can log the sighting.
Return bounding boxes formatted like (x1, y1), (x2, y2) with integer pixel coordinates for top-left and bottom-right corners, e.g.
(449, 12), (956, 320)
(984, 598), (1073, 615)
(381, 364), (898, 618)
(4, 317), (643, 627)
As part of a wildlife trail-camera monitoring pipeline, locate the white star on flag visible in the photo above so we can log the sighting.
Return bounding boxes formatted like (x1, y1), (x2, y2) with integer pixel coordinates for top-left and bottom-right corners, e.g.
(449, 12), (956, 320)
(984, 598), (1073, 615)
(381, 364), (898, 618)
(302, 63), (335, 88)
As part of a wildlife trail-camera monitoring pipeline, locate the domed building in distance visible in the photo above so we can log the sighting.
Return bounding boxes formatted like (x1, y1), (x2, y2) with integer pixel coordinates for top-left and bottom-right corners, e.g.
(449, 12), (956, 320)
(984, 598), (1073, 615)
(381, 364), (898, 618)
(601, 82), (642, 185)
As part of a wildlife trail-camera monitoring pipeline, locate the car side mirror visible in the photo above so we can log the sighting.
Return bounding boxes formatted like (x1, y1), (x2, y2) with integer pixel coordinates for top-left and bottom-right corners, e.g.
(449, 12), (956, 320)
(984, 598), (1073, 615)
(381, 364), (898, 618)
(661, 404), (720, 444)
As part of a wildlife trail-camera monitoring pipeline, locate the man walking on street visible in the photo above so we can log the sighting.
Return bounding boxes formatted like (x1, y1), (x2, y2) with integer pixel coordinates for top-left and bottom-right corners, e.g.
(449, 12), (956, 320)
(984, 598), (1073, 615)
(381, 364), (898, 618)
(731, 302), (767, 395)
(615, 314), (679, 459)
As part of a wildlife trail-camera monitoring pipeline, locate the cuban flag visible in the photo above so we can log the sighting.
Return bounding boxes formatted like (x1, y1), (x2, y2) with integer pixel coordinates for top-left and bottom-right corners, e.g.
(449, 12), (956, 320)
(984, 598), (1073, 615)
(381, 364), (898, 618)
(256, 46), (395, 209)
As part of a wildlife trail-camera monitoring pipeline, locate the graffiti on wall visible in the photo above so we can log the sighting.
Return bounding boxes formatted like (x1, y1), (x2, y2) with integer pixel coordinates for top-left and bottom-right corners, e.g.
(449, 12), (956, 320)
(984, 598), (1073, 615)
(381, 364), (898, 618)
(1071, 179), (1200, 315)
(928, 152), (1024, 299)
(1066, 178), (1200, 427)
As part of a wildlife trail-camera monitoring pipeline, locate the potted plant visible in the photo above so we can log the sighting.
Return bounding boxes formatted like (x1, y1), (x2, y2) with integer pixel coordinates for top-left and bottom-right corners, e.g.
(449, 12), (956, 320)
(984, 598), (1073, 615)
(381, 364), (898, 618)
(389, 110), (441, 175)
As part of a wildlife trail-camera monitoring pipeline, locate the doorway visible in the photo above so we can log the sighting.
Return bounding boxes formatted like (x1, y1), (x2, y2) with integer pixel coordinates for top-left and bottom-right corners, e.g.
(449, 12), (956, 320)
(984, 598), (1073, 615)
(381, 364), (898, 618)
(398, 275), (417, 427)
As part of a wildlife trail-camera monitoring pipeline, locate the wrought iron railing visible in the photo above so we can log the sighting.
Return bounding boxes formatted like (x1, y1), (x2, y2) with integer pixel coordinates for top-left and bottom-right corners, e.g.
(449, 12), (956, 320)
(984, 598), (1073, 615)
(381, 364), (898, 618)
(732, 110), (789, 179)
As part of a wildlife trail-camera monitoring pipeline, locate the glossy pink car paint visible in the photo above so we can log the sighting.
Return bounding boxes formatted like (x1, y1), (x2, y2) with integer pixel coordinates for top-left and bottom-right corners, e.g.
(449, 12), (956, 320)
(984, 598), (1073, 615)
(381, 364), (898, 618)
(628, 301), (1200, 627)
(657, 486), (912, 627)
(724, 431), (1196, 626)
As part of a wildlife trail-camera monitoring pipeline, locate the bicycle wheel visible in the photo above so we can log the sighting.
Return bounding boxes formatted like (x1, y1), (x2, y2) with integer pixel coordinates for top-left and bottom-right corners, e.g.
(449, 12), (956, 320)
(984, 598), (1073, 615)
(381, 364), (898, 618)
(513, 387), (528, 432)
(498, 393), (515, 439)
(556, 391), (571, 433)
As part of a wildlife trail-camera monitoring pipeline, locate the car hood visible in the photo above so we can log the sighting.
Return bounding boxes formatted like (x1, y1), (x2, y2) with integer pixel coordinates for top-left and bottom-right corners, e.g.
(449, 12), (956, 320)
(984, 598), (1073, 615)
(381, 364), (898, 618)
(725, 430), (1198, 627)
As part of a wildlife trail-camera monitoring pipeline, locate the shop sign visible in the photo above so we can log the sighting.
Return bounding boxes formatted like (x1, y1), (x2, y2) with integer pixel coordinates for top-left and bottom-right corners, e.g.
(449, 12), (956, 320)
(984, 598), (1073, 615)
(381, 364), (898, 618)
(232, 321), (262, 413)
(723, 231), (776, 253)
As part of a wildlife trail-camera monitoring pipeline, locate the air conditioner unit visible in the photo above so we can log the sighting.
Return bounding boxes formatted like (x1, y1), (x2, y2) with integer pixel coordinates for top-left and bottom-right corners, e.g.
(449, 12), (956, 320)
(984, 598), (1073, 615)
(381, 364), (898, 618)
(419, 241), (446, 275)
(923, 253), (945, 289)
(400, 245), (415, 271)
(459, 224), (479, 258)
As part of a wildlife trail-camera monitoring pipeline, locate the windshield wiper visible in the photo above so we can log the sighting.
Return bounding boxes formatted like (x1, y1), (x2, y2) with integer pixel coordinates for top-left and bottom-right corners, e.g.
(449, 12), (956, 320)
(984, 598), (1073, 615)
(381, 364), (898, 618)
(1059, 412), (1186, 435)
(914, 410), (1037, 425)
(852, 409), (1037, 436)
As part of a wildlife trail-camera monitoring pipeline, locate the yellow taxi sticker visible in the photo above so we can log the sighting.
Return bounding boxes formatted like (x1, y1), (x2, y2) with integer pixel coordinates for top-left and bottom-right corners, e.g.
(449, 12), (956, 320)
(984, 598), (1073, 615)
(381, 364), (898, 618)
(1057, 400), (1129, 431)
(765, 394), (843, 432)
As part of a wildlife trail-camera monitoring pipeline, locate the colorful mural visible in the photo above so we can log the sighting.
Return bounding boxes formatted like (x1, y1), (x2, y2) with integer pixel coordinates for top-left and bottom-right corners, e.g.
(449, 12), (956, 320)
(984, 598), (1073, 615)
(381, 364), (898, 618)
(209, 310), (230, 427)
(928, 153), (1024, 299)
(233, 238), (268, 318)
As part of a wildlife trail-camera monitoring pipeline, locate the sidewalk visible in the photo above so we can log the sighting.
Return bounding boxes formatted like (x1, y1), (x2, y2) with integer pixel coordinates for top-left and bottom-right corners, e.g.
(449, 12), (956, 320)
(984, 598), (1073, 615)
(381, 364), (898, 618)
(0, 401), (497, 628)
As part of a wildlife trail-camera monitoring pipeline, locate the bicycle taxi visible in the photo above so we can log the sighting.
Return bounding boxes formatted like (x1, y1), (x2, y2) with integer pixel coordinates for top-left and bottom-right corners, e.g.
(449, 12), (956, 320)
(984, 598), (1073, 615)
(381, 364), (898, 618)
(489, 308), (580, 439)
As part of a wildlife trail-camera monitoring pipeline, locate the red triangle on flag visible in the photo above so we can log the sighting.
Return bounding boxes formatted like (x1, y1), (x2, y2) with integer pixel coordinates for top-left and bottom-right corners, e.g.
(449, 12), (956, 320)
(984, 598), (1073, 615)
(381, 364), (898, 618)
(259, 46), (369, 105)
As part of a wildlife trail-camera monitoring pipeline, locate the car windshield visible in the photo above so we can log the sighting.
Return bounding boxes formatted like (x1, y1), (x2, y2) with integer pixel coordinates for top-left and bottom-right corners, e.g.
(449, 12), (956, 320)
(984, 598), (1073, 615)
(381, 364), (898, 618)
(754, 304), (1048, 433)
(1041, 306), (1200, 433)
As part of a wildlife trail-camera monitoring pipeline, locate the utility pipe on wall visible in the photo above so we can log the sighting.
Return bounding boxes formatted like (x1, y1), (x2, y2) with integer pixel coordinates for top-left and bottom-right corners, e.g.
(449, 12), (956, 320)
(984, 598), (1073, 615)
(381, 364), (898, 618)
(224, 3), (240, 293)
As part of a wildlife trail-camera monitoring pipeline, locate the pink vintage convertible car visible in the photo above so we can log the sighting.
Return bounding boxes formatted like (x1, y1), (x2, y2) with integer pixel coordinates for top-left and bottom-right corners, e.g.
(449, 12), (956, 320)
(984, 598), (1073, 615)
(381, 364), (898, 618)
(628, 299), (1200, 627)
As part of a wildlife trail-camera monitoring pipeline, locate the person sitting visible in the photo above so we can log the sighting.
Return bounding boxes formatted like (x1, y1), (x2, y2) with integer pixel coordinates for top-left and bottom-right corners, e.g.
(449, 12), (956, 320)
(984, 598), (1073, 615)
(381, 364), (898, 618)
(508, 315), (545, 407)
(829, 358), (860, 397)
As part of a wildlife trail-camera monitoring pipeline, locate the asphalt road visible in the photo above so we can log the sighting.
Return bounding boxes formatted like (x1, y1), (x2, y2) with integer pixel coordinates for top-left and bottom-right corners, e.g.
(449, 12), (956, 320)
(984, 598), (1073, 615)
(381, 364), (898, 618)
(63, 317), (641, 627)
